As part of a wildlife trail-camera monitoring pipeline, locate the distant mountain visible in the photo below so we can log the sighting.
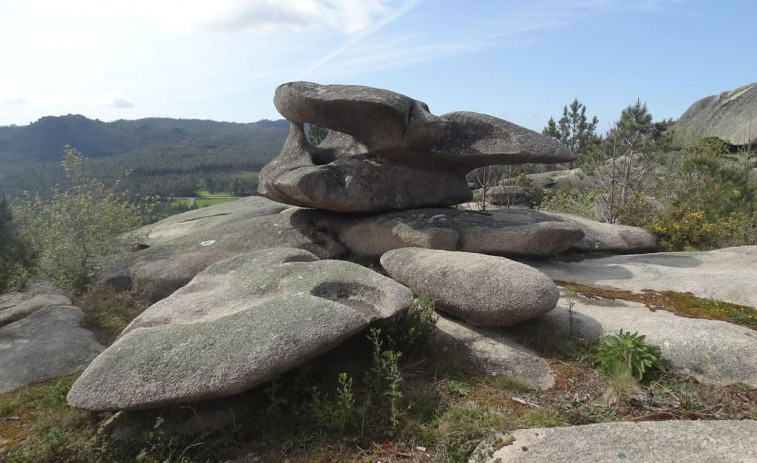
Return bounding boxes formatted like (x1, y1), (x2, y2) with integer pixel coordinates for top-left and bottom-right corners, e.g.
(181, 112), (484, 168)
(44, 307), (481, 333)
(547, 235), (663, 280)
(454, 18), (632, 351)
(0, 115), (290, 197)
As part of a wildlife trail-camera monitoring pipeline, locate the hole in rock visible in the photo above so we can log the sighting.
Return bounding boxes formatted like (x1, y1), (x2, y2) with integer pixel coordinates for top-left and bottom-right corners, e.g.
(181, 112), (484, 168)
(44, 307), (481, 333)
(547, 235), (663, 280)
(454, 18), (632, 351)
(310, 282), (382, 318)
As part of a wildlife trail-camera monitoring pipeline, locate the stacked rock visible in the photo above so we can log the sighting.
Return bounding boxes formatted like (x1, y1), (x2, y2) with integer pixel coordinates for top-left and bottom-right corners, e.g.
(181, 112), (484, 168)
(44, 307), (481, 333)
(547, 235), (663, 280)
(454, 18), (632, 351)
(67, 83), (586, 410)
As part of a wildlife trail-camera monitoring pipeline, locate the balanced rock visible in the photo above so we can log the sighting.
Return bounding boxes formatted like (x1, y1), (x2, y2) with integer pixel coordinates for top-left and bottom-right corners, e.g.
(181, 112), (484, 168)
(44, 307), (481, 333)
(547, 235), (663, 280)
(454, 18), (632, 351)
(68, 248), (413, 410)
(329, 207), (584, 259)
(1, 306), (105, 394)
(259, 82), (574, 213)
(381, 248), (558, 326)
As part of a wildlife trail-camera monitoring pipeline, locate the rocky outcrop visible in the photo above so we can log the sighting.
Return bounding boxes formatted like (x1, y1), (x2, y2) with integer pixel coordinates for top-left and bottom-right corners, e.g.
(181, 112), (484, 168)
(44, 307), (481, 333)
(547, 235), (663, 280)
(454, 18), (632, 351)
(329, 207), (584, 259)
(529, 211), (658, 253)
(68, 248), (413, 410)
(677, 82), (757, 146)
(471, 420), (757, 463)
(0, 305), (105, 394)
(530, 246), (757, 308)
(100, 196), (346, 298)
(435, 315), (554, 390)
(529, 290), (757, 386)
(381, 248), (558, 327)
(0, 280), (72, 327)
(259, 82), (573, 213)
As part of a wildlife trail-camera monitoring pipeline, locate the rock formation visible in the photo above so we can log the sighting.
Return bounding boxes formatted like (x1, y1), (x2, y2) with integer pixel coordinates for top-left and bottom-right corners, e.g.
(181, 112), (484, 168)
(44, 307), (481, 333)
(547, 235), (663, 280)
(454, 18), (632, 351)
(67, 248), (412, 410)
(259, 82), (574, 213)
(676, 82), (757, 146)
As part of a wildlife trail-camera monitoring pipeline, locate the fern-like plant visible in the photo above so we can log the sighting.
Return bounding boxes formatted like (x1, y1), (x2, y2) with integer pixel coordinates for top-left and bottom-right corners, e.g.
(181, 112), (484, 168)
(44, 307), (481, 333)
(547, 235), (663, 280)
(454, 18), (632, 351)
(594, 329), (667, 381)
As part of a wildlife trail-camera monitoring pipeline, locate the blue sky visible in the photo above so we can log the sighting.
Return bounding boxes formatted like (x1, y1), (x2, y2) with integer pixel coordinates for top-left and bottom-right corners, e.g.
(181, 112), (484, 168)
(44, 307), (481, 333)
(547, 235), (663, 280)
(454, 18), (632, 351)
(1, 0), (754, 133)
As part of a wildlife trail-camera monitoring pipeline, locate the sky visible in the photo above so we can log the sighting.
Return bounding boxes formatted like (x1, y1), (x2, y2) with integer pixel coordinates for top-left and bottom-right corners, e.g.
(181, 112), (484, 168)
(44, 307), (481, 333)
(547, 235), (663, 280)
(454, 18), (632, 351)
(1, 0), (755, 134)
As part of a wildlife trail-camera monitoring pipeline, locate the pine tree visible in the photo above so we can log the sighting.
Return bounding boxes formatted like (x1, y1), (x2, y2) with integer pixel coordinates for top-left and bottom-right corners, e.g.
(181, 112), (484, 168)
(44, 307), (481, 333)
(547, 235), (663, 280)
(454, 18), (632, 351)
(543, 98), (599, 156)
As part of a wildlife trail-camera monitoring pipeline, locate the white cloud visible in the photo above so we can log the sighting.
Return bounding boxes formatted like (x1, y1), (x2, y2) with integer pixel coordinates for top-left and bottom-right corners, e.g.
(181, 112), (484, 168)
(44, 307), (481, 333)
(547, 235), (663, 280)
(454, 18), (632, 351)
(90, 91), (135, 108)
(6, 0), (393, 35)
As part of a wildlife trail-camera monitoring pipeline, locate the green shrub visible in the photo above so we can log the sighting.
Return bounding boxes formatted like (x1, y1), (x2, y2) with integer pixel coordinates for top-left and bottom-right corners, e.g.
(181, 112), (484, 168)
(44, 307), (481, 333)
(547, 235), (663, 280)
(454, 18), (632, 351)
(537, 186), (601, 220)
(385, 293), (438, 354)
(14, 147), (152, 294)
(594, 330), (667, 381)
(650, 205), (731, 251)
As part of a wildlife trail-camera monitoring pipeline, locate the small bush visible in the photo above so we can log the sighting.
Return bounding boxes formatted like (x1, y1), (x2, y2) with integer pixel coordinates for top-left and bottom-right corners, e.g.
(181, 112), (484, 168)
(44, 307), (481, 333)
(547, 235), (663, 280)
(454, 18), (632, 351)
(650, 205), (731, 251)
(537, 186), (601, 220)
(385, 293), (438, 354)
(595, 330), (667, 381)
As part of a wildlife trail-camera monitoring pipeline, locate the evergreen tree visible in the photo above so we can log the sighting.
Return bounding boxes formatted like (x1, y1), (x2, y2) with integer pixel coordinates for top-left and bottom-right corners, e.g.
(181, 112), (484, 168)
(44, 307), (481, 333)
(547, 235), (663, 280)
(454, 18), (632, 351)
(543, 98), (599, 155)
(607, 99), (654, 153)
(0, 196), (33, 292)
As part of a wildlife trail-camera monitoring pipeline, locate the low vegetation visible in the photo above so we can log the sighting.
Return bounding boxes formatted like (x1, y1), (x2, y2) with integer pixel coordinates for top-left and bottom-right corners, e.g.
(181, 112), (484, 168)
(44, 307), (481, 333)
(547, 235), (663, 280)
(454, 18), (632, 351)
(1, 292), (754, 463)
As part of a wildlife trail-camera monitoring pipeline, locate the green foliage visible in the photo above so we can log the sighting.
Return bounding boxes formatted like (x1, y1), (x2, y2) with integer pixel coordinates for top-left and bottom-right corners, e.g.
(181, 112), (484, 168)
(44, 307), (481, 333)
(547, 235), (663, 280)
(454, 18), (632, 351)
(14, 146), (151, 294)
(385, 293), (438, 354)
(651, 205), (731, 251)
(595, 330), (667, 381)
(445, 380), (471, 397)
(309, 373), (356, 432)
(0, 196), (34, 292)
(307, 124), (329, 146)
(431, 404), (513, 463)
(543, 98), (599, 156)
(537, 185), (601, 219)
(365, 328), (404, 430)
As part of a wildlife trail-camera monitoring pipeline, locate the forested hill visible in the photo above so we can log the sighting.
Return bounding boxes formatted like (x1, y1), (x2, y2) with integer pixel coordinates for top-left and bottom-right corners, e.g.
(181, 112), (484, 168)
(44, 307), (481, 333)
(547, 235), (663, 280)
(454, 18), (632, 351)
(0, 115), (289, 197)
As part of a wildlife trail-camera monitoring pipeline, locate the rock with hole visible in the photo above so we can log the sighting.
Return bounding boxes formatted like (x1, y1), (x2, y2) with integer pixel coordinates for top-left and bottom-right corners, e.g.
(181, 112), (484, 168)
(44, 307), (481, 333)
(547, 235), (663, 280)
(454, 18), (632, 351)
(68, 247), (413, 410)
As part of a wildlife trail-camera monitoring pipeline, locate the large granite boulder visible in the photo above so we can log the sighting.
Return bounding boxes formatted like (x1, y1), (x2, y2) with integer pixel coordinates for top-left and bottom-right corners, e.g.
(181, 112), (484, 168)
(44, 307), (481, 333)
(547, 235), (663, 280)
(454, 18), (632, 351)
(259, 82), (574, 213)
(100, 196), (345, 300)
(1, 305), (105, 394)
(328, 207), (584, 259)
(381, 248), (558, 327)
(68, 247), (413, 410)
(472, 420), (757, 463)
(676, 82), (757, 146)
(530, 246), (757, 308)
(503, 210), (658, 253)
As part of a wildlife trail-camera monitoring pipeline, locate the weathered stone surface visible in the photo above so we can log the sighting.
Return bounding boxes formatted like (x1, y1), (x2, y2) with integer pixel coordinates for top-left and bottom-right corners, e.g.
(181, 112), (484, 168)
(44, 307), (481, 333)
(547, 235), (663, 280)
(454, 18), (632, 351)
(677, 82), (757, 146)
(99, 196), (345, 297)
(0, 280), (71, 327)
(68, 248), (413, 410)
(471, 420), (757, 463)
(381, 248), (558, 327)
(129, 251), (235, 302)
(435, 315), (554, 390)
(529, 246), (757, 308)
(532, 211), (658, 253)
(527, 290), (757, 386)
(259, 82), (573, 212)
(0, 306), (105, 394)
(330, 208), (584, 259)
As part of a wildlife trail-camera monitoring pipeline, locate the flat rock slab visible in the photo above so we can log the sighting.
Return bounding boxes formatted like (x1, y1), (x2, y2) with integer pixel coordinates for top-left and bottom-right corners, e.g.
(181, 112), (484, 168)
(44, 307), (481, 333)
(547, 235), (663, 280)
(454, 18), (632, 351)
(472, 420), (757, 463)
(68, 248), (413, 411)
(435, 315), (554, 390)
(0, 280), (71, 327)
(0, 305), (105, 394)
(381, 248), (558, 326)
(100, 196), (346, 300)
(486, 209), (657, 254)
(529, 246), (757, 308)
(527, 291), (757, 386)
(331, 208), (584, 258)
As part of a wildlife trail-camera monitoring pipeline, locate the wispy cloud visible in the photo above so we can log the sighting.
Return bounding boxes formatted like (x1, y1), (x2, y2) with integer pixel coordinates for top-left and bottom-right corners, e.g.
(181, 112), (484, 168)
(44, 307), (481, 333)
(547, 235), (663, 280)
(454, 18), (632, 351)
(302, 0), (423, 76)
